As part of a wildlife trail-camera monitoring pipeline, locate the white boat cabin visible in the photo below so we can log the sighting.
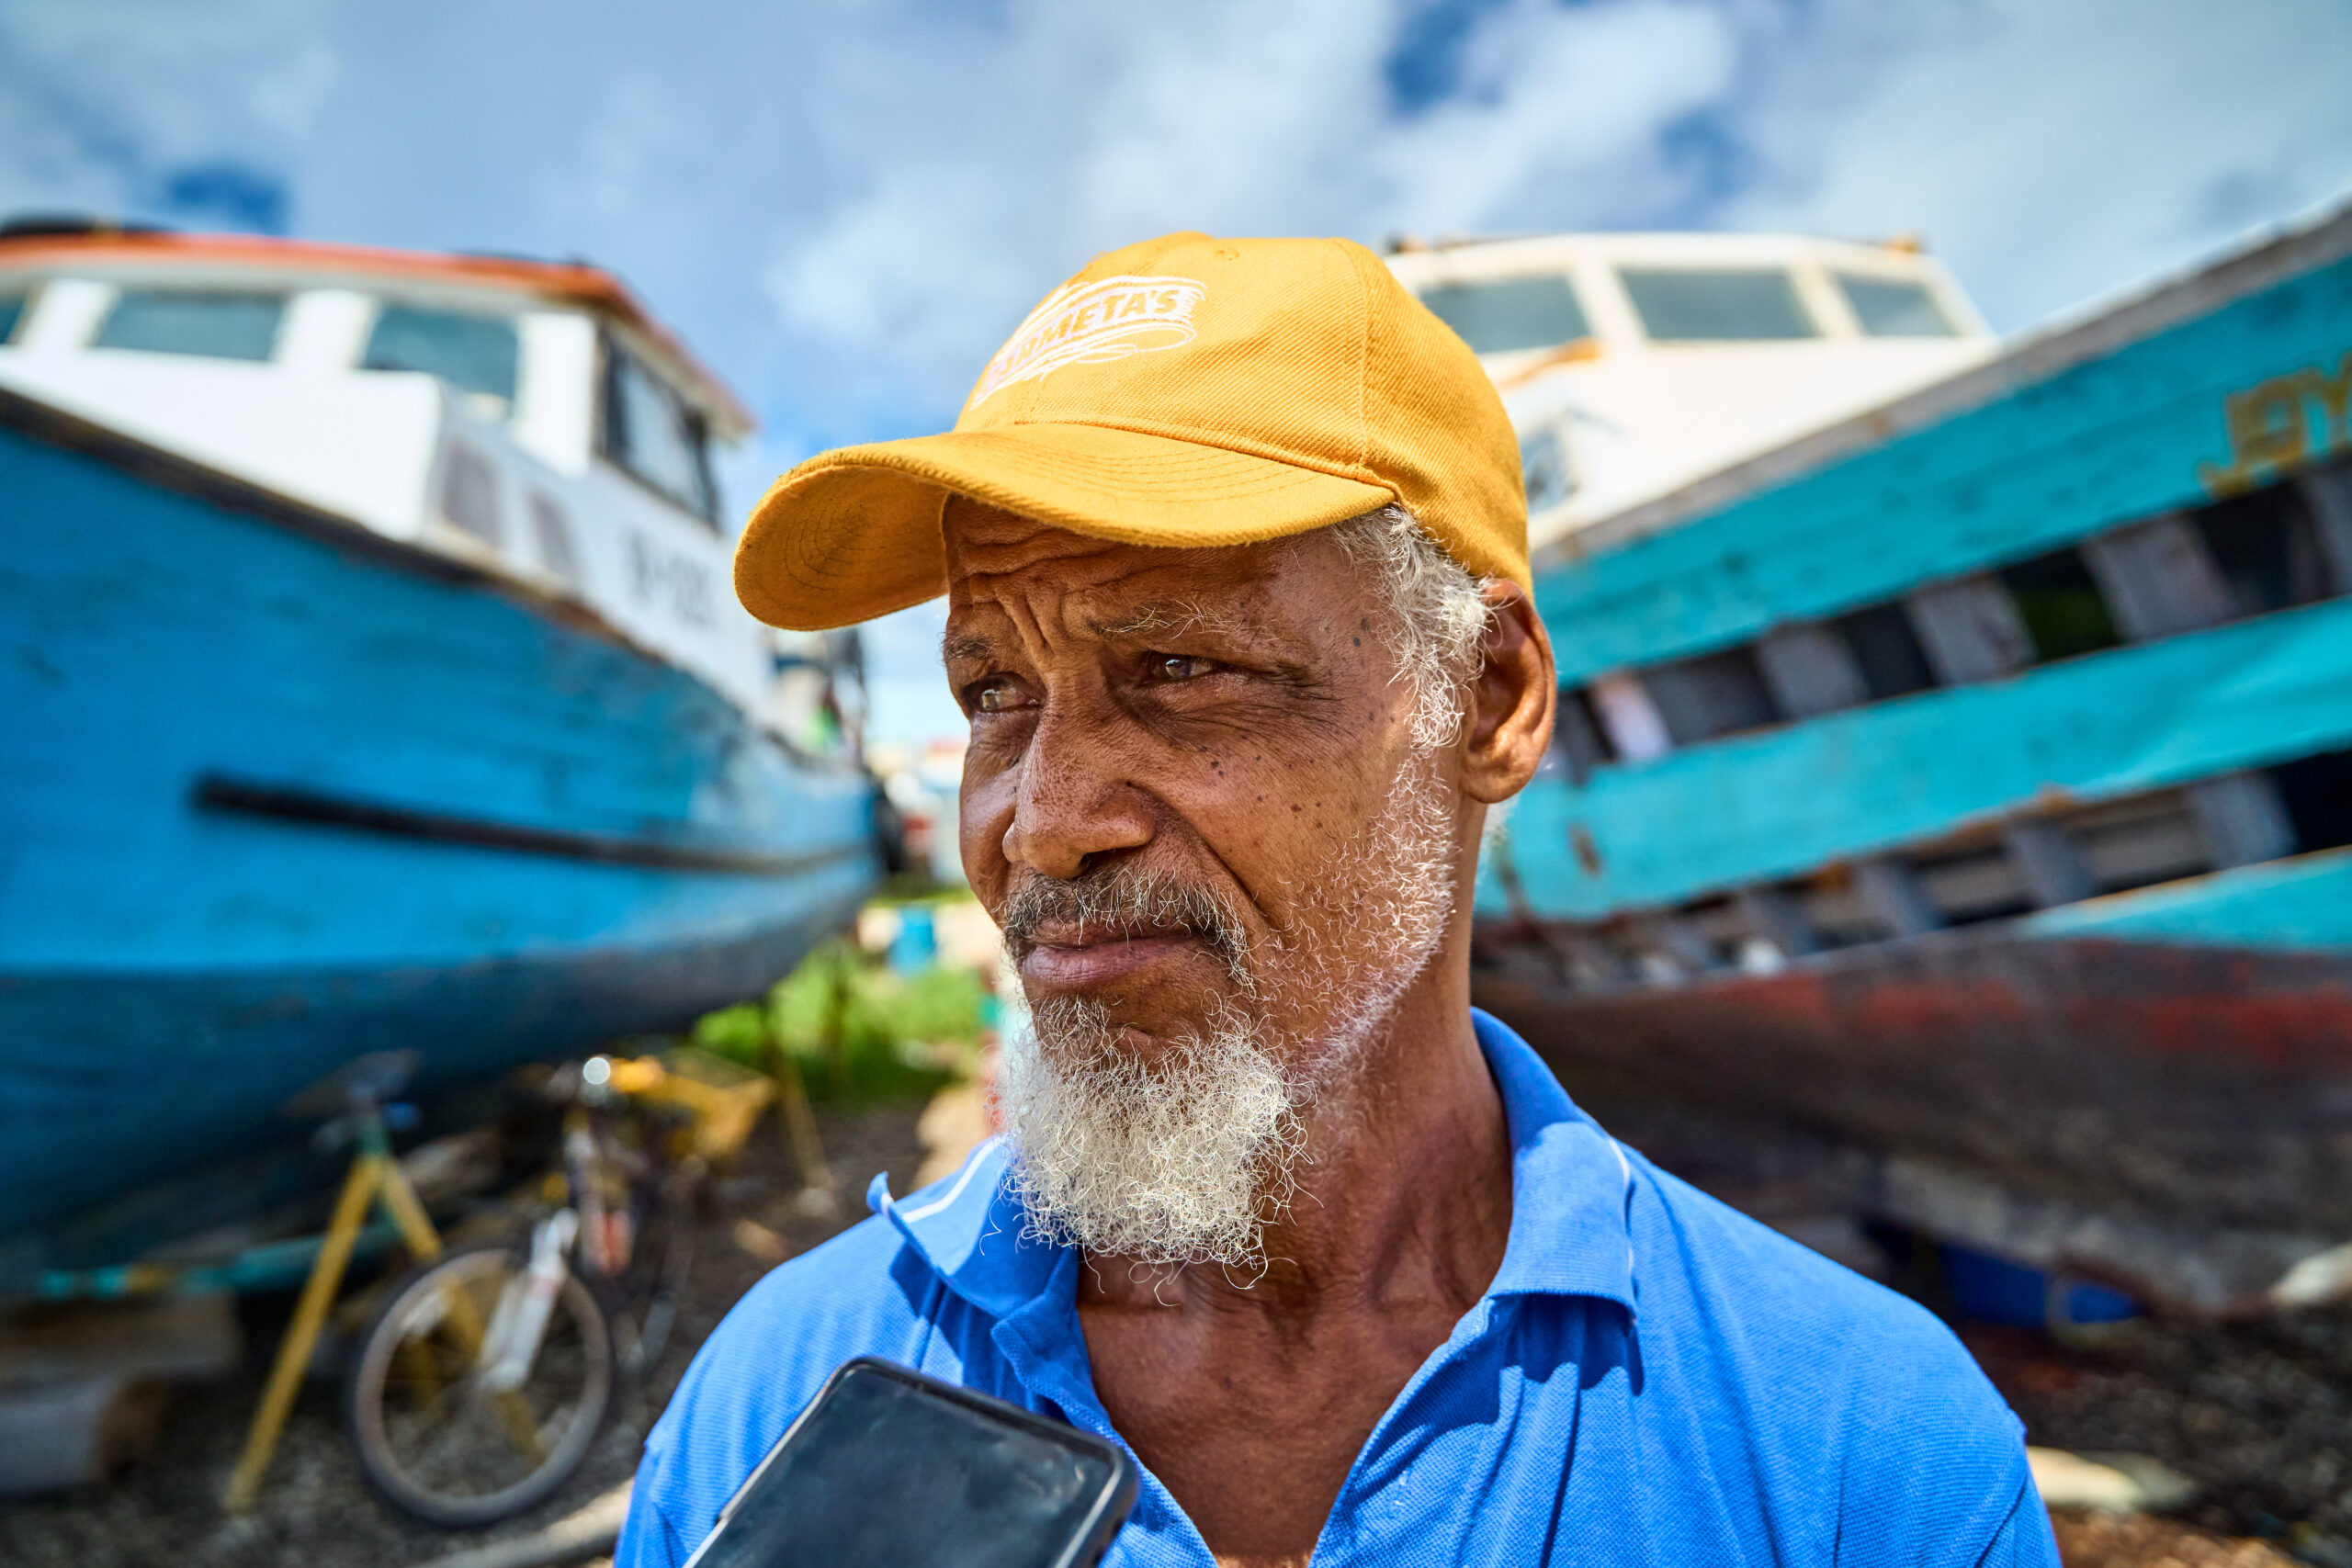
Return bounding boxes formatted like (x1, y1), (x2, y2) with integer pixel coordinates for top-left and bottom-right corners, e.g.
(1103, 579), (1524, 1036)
(0, 227), (830, 739)
(1385, 231), (1996, 555)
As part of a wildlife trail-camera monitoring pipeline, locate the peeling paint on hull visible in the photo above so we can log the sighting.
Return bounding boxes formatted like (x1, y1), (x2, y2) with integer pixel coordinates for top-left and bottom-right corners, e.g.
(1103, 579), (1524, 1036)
(1476, 925), (2352, 1235)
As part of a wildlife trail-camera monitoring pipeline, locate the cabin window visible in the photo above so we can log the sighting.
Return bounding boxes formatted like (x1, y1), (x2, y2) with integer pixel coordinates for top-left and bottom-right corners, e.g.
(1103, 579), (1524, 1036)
(1417, 276), (1591, 355)
(1619, 267), (1818, 342)
(1834, 274), (1958, 338)
(601, 339), (717, 523)
(1997, 547), (2123, 662)
(362, 305), (519, 407)
(0, 289), (28, 345)
(1520, 425), (1573, 513)
(94, 288), (285, 361)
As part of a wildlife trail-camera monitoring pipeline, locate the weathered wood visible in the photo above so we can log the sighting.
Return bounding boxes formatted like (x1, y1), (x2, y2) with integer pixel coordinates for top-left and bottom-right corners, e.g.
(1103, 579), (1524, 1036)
(0, 1294), (239, 1387)
(2186, 773), (2298, 869)
(1559, 931), (1633, 987)
(1533, 218), (2352, 683)
(1755, 623), (1869, 718)
(0, 1373), (166, 1495)
(2298, 457), (2352, 594)
(0, 1295), (238, 1495)
(2004, 819), (2098, 908)
(1491, 599), (2352, 920)
(1911, 844), (2032, 920)
(1640, 915), (1720, 976)
(1905, 576), (2034, 683)
(1586, 671), (1672, 761)
(1835, 602), (1939, 699)
(1856, 858), (1944, 937)
(2080, 513), (2236, 640)
(413, 1482), (634, 1568)
(1550, 688), (1612, 783)
(2072, 794), (2209, 893)
(1736, 886), (1822, 957)
(1642, 649), (1780, 744)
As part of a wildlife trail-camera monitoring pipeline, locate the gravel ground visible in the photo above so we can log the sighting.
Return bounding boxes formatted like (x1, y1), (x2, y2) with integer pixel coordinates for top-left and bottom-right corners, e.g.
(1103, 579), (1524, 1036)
(0, 1104), (925, 1568)
(1970, 1315), (2352, 1562)
(6, 1066), (2345, 1567)
(1553, 1060), (2352, 1565)
(2052, 1513), (2298, 1566)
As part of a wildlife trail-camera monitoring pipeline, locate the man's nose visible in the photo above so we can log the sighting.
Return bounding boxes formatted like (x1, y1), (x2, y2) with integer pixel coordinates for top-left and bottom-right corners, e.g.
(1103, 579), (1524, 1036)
(1001, 709), (1154, 882)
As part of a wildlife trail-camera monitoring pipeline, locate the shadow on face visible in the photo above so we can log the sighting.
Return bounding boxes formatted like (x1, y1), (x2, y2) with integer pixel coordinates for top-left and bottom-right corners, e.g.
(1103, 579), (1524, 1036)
(940, 496), (1466, 1056)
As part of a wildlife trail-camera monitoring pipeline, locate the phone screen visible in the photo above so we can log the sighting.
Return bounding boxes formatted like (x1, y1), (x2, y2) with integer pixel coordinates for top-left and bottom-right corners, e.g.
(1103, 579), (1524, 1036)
(684, 1358), (1138, 1568)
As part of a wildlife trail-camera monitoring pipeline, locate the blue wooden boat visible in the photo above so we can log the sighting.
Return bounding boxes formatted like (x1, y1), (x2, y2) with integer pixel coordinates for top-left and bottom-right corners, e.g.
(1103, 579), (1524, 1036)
(1393, 207), (2352, 1311)
(0, 229), (880, 1255)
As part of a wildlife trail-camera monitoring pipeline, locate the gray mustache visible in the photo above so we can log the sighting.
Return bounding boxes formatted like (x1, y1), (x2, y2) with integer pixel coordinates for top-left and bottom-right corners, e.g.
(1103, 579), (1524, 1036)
(999, 865), (1251, 978)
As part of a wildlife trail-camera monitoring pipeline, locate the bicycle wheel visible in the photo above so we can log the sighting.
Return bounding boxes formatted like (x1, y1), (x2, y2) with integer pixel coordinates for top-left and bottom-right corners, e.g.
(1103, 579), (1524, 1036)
(596, 1173), (695, 1382)
(345, 1242), (614, 1527)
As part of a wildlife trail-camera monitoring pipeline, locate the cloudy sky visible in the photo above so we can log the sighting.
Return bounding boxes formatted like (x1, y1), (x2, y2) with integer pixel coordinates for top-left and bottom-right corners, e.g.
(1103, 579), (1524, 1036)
(6, 0), (2348, 740)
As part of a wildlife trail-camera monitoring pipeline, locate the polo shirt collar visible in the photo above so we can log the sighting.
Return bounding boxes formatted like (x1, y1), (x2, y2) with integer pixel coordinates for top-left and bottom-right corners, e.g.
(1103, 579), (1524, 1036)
(870, 1134), (1057, 1321)
(1475, 1009), (1640, 1314)
(873, 1008), (1638, 1321)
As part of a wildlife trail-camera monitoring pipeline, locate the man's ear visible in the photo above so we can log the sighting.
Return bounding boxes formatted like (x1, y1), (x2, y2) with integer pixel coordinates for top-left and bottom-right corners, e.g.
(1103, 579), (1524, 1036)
(1460, 582), (1555, 805)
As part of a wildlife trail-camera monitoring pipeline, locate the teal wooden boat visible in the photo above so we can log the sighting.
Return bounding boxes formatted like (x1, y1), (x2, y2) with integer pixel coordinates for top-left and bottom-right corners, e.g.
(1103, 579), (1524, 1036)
(1393, 206), (2352, 1312)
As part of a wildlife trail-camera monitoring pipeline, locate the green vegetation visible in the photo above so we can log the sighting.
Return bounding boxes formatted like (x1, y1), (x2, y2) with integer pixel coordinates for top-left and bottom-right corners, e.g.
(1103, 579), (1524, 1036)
(691, 940), (989, 1107)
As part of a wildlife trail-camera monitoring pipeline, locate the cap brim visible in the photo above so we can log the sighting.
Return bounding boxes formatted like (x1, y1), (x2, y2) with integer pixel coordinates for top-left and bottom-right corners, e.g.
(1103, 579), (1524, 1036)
(735, 423), (1395, 630)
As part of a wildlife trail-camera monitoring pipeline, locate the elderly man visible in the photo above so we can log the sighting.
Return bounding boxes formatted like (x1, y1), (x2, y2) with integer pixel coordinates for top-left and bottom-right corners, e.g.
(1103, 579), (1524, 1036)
(619, 233), (2054, 1567)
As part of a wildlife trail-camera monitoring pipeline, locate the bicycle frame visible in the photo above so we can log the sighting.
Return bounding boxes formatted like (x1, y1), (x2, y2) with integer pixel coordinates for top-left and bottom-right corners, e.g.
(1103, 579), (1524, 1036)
(480, 1209), (581, 1393)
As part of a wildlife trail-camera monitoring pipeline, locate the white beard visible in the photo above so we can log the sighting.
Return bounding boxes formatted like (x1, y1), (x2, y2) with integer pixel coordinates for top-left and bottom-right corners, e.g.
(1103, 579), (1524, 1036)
(996, 994), (1296, 1271)
(995, 752), (1460, 1271)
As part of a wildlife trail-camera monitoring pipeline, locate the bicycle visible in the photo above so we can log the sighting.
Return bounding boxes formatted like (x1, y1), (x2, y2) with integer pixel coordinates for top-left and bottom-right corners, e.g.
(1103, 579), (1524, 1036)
(342, 1048), (768, 1526)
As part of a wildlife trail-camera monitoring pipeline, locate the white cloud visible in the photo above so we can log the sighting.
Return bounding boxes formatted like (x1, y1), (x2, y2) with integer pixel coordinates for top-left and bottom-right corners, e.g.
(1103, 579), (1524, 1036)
(1723, 0), (2352, 329)
(0, 0), (334, 223)
(5, 0), (2348, 741)
(1374, 0), (1739, 233)
(761, 0), (1749, 434)
(13, 0), (2344, 426)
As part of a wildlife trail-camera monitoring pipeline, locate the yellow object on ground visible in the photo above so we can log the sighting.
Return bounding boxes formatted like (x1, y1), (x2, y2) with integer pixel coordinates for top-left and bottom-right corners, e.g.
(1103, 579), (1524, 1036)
(2027, 1445), (2196, 1514)
(608, 1049), (775, 1167)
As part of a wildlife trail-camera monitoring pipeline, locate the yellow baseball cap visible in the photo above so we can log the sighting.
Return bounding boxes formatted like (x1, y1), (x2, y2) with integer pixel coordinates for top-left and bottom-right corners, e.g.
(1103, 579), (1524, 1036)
(734, 231), (1527, 631)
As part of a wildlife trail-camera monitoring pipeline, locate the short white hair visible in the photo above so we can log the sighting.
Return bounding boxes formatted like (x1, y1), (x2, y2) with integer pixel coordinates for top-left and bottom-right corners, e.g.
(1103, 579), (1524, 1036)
(1328, 503), (1496, 749)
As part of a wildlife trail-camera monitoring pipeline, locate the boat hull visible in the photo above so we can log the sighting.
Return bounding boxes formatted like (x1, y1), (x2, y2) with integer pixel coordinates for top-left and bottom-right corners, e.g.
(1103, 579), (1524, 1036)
(1476, 204), (2352, 1288)
(0, 390), (879, 1243)
(1477, 885), (2352, 1237)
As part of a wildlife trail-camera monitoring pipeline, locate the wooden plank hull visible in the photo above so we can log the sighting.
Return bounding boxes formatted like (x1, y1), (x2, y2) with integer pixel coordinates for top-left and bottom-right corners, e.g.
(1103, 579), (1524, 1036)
(0, 390), (879, 1244)
(1478, 874), (2352, 1236)
(1481, 206), (2352, 1276)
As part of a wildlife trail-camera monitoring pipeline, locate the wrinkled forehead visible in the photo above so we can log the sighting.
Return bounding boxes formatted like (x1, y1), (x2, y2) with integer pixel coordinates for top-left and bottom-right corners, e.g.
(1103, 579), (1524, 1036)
(941, 496), (1362, 651)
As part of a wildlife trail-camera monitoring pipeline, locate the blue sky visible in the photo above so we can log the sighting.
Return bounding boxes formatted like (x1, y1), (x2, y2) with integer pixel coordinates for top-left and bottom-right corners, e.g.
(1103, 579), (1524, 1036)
(6, 0), (2350, 743)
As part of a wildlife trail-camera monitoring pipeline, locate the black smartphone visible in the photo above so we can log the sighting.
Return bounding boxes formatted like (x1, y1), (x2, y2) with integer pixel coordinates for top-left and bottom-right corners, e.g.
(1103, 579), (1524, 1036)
(682, 1356), (1140, 1568)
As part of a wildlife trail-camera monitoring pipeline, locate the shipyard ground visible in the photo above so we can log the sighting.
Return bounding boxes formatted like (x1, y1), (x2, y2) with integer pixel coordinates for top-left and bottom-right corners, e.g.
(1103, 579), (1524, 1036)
(0, 1105), (925, 1568)
(0, 1089), (2343, 1567)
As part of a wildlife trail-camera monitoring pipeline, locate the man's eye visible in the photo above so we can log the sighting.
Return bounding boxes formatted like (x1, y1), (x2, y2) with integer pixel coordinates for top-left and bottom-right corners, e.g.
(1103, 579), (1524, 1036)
(970, 679), (1029, 714)
(1149, 655), (1217, 683)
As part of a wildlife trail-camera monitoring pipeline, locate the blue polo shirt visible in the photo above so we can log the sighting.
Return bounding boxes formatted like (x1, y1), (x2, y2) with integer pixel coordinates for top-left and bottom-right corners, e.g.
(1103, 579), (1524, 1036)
(619, 1011), (2056, 1566)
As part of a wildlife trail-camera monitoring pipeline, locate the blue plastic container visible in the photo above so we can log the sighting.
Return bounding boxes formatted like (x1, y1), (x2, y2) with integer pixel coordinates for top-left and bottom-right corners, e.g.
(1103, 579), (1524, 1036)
(889, 905), (940, 973)
(1939, 1243), (2140, 1328)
